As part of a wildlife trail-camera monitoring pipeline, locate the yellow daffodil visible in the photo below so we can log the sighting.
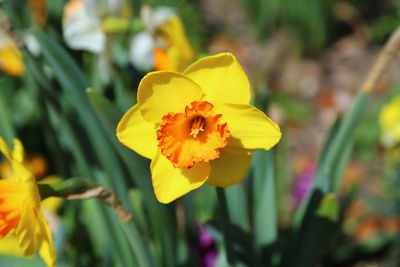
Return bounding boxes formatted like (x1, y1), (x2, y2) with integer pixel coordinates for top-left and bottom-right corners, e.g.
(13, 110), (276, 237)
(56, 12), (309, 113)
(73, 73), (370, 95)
(379, 96), (400, 148)
(0, 31), (24, 76)
(0, 138), (56, 267)
(1, 154), (48, 180)
(117, 53), (281, 203)
(129, 6), (195, 72)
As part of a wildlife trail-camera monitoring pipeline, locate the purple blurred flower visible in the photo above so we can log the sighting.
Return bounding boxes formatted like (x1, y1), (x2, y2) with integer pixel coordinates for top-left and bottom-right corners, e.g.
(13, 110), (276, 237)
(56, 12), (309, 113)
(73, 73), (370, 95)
(293, 164), (315, 208)
(196, 224), (217, 267)
(199, 224), (214, 248)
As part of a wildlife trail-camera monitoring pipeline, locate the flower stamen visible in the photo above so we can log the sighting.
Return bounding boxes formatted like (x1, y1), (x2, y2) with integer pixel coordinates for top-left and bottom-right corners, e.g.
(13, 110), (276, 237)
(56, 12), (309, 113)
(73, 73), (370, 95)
(157, 101), (230, 168)
(190, 116), (206, 138)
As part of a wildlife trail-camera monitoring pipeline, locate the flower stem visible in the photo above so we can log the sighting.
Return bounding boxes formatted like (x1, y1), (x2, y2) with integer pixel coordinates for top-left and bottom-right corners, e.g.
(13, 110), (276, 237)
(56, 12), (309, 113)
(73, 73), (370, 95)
(216, 187), (235, 265)
(361, 26), (400, 92)
(293, 26), (400, 229)
(38, 178), (132, 222)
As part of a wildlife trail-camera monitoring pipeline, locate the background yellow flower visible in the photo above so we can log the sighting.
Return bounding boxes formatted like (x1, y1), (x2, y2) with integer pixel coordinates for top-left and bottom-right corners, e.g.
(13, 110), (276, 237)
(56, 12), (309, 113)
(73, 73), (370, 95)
(379, 96), (400, 148)
(0, 138), (56, 267)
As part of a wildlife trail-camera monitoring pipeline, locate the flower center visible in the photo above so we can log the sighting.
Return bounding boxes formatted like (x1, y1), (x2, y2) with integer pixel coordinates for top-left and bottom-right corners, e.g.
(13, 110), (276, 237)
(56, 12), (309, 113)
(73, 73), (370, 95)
(189, 116), (206, 138)
(157, 101), (230, 168)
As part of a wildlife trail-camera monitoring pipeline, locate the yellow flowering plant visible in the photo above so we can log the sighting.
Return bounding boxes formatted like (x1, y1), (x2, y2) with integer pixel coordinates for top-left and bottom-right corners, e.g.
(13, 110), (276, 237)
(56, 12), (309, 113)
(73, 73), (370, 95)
(129, 6), (195, 72)
(1, 2), (399, 265)
(379, 96), (400, 148)
(0, 30), (24, 76)
(0, 138), (56, 267)
(117, 52), (281, 203)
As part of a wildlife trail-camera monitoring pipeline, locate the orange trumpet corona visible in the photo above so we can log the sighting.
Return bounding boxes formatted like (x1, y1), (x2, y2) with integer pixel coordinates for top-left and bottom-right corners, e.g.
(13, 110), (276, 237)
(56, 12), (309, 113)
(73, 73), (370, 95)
(157, 101), (230, 168)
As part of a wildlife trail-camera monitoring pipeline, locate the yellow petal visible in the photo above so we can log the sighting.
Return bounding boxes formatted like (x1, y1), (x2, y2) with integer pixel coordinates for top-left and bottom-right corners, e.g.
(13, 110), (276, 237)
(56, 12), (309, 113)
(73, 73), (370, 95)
(0, 138), (24, 162)
(116, 104), (158, 159)
(38, 213), (57, 267)
(0, 230), (27, 257)
(0, 45), (25, 76)
(213, 103), (281, 150)
(12, 139), (24, 163)
(150, 152), (210, 203)
(207, 150), (252, 187)
(11, 161), (35, 183)
(138, 71), (203, 122)
(379, 96), (400, 147)
(16, 201), (56, 267)
(0, 137), (12, 160)
(159, 15), (195, 71)
(42, 197), (63, 214)
(182, 53), (251, 105)
(0, 138), (33, 183)
(16, 202), (40, 255)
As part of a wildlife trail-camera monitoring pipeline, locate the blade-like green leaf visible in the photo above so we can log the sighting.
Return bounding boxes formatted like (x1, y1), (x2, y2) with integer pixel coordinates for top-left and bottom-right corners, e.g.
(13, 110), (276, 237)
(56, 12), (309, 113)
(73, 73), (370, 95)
(86, 89), (176, 267)
(252, 150), (277, 249)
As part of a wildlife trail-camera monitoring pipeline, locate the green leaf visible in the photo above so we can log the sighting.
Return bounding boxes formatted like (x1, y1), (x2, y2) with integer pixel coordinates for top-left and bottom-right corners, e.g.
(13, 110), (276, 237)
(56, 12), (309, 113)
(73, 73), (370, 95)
(294, 90), (370, 229)
(225, 184), (250, 231)
(315, 193), (339, 221)
(30, 32), (156, 267)
(281, 192), (340, 267)
(34, 29), (132, 206)
(252, 150), (277, 249)
(327, 232), (399, 265)
(86, 89), (175, 267)
(0, 87), (15, 145)
(85, 89), (153, 197)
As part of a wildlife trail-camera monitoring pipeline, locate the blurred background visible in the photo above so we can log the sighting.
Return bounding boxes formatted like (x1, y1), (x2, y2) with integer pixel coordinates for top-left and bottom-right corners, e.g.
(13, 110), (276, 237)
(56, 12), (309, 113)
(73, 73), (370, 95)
(0, 0), (399, 266)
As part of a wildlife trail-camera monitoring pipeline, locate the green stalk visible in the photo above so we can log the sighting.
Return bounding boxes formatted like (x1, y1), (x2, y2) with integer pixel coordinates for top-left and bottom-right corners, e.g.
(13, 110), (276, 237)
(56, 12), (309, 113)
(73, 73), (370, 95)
(216, 187), (235, 265)
(294, 26), (400, 229)
(0, 89), (15, 145)
(38, 178), (98, 198)
(313, 90), (370, 191)
(283, 27), (400, 267)
(123, 220), (156, 267)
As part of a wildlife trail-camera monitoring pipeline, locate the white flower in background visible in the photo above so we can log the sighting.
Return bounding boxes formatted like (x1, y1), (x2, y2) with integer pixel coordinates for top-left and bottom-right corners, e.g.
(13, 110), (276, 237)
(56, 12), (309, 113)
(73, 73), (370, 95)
(62, 0), (129, 84)
(129, 5), (195, 72)
(62, 0), (128, 53)
(23, 32), (41, 56)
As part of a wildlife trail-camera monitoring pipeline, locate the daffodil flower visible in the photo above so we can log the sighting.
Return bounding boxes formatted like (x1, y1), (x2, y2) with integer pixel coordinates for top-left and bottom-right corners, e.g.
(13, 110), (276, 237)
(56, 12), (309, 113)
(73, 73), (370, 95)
(0, 138), (56, 267)
(63, 0), (130, 84)
(0, 30), (24, 76)
(63, 0), (128, 53)
(379, 96), (400, 148)
(117, 53), (281, 203)
(129, 6), (195, 72)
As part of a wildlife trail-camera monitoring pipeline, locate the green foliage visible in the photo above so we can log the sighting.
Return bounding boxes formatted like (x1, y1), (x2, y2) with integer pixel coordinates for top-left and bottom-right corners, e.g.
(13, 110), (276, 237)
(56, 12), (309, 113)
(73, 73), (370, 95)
(271, 94), (313, 125)
(0, 1), (398, 267)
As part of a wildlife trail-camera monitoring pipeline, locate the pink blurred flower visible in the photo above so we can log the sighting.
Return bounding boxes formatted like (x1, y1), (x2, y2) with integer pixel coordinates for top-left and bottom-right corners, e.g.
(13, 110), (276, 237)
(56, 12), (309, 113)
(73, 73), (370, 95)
(293, 164), (315, 208)
(197, 224), (217, 267)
